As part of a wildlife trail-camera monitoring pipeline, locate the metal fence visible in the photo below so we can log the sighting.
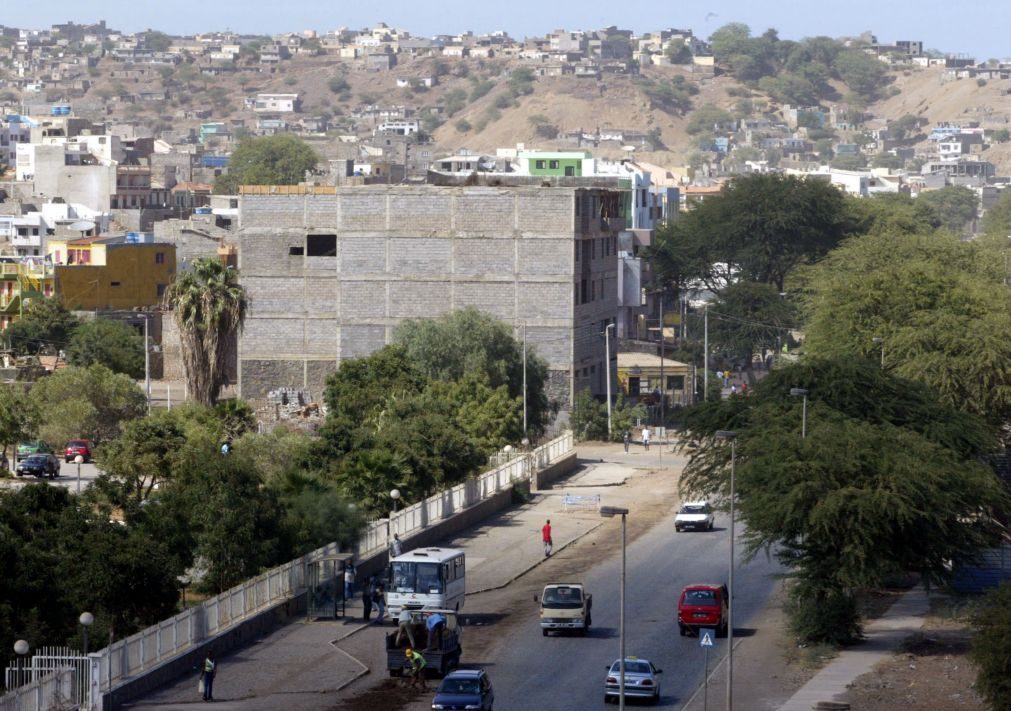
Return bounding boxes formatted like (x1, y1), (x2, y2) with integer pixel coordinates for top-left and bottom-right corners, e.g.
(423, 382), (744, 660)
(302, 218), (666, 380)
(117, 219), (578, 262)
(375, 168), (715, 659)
(0, 666), (77, 711)
(0, 432), (573, 710)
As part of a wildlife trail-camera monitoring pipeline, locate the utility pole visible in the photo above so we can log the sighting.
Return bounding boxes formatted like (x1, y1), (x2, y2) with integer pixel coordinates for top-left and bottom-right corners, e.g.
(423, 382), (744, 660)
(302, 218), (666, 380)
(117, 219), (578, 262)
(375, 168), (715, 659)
(604, 323), (615, 438)
(144, 314), (151, 413)
(658, 294), (664, 465)
(522, 321), (527, 438)
(703, 304), (709, 401)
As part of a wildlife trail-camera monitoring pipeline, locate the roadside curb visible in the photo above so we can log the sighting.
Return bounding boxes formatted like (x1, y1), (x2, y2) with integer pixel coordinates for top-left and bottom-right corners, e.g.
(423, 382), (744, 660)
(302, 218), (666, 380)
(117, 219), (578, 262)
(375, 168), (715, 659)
(329, 635), (371, 692)
(466, 520), (607, 595)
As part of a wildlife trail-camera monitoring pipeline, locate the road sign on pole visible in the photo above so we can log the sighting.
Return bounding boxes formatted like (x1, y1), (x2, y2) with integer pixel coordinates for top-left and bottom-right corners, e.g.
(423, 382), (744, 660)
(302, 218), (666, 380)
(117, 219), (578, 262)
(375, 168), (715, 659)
(699, 628), (715, 648)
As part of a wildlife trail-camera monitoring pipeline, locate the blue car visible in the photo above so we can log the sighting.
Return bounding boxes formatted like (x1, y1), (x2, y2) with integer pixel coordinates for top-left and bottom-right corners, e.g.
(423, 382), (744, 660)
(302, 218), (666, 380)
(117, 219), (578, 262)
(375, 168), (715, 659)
(431, 669), (494, 711)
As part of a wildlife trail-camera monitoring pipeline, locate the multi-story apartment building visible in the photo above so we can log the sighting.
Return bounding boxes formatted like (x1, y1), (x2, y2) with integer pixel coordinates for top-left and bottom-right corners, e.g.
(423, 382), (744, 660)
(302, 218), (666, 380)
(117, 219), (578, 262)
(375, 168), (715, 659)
(235, 180), (630, 407)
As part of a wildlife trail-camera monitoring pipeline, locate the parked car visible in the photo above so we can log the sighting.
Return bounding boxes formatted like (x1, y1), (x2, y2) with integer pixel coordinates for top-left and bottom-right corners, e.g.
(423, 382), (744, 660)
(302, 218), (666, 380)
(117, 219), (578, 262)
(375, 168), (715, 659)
(16, 453), (61, 479)
(16, 440), (53, 462)
(431, 669), (494, 710)
(65, 439), (94, 463)
(674, 501), (715, 532)
(604, 656), (662, 704)
(677, 583), (729, 637)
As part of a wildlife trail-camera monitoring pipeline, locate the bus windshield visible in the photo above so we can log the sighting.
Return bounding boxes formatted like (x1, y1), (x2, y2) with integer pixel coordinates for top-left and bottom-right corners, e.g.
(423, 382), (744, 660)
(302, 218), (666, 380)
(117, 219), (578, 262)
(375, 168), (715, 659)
(391, 561), (443, 594)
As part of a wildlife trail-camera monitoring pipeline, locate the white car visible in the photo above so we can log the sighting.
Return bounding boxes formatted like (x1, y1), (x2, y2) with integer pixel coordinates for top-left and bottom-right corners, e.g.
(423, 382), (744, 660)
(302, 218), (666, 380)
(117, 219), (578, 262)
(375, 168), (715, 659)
(675, 501), (715, 532)
(604, 657), (662, 704)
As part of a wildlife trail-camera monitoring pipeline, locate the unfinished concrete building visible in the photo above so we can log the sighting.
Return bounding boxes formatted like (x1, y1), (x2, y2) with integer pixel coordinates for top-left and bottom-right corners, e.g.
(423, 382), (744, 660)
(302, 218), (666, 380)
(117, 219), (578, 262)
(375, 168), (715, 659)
(236, 180), (630, 408)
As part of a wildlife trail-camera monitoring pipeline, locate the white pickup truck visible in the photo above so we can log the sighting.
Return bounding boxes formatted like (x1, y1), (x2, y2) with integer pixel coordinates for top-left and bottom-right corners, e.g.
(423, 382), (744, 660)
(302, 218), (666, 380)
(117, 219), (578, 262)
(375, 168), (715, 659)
(538, 583), (592, 636)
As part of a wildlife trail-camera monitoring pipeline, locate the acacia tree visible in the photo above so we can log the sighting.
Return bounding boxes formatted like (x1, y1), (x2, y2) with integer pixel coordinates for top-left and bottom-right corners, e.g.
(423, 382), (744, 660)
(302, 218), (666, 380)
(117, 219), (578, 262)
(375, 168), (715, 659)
(799, 230), (1011, 434)
(677, 359), (1009, 643)
(214, 134), (319, 194)
(163, 258), (247, 406)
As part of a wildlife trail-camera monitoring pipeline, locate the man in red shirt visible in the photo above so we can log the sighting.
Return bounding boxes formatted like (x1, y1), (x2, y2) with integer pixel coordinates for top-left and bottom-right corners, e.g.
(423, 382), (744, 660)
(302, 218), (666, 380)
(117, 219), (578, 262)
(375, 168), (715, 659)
(542, 519), (553, 557)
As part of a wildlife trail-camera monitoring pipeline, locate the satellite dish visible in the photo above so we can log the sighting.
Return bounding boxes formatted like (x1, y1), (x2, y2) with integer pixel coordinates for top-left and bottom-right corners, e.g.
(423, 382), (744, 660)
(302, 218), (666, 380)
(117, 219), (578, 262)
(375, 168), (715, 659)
(70, 220), (96, 232)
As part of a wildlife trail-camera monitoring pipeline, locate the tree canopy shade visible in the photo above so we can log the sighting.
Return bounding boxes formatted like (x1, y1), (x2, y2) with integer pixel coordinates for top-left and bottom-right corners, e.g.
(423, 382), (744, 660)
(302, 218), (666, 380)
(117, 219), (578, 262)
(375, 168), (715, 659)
(915, 185), (979, 235)
(798, 230), (1011, 434)
(163, 258), (247, 406)
(648, 173), (852, 295)
(981, 187), (1011, 238)
(677, 358), (1008, 643)
(66, 318), (145, 378)
(213, 134), (319, 194)
(970, 582), (1011, 710)
(705, 281), (797, 371)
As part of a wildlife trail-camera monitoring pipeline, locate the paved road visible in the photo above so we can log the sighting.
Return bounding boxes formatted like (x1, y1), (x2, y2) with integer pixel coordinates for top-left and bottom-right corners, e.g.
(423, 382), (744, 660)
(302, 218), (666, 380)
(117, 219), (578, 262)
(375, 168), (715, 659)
(1, 460), (101, 492)
(469, 506), (780, 709)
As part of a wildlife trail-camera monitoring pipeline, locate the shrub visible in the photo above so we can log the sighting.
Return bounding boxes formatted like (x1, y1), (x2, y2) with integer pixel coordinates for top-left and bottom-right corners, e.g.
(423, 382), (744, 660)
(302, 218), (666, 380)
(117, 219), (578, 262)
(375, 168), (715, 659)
(785, 581), (862, 645)
(455, 119), (472, 132)
(970, 581), (1011, 709)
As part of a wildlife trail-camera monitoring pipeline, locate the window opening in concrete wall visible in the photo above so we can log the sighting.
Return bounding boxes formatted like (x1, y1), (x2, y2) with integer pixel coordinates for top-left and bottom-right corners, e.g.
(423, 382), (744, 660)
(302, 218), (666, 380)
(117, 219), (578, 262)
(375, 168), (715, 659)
(289, 245), (304, 256)
(306, 234), (337, 257)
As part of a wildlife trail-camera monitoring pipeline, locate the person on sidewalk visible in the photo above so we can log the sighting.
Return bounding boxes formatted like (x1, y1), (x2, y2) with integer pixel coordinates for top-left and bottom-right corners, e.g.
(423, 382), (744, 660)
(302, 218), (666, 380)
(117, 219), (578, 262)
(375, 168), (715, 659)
(406, 647), (427, 690)
(425, 611), (447, 650)
(374, 582), (386, 622)
(361, 582), (373, 621)
(390, 533), (403, 558)
(623, 430), (631, 452)
(396, 608), (416, 647)
(542, 519), (553, 557)
(642, 426), (651, 451)
(200, 651), (216, 702)
(344, 561), (355, 600)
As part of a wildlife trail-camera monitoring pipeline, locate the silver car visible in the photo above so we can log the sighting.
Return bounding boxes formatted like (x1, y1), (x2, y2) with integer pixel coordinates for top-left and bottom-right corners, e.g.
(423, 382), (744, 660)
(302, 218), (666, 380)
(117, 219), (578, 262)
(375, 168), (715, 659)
(604, 657), (662, 704)
(675, 501), (715, 532)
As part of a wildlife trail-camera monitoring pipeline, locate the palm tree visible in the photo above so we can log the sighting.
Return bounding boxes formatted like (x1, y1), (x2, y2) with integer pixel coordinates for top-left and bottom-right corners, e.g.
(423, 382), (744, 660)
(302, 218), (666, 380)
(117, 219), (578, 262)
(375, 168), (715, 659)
(164, 258), (247, 406)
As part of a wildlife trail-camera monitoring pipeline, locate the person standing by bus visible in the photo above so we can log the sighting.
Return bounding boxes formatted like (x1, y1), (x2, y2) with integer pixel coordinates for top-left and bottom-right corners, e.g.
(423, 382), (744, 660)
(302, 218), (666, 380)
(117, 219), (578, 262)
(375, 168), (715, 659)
(542, 519), (553, 557)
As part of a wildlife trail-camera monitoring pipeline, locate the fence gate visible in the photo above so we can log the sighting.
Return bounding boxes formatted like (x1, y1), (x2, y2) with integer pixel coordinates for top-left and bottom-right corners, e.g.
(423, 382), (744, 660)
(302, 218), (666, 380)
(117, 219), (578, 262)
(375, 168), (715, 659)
(307, 553), (352, 619)
(4, 645), (92, 710)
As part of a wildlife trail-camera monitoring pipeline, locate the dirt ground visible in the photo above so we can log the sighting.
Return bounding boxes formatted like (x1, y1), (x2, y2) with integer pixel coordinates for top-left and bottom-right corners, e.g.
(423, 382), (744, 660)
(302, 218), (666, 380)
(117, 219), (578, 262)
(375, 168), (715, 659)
(840, 598), (983, 711)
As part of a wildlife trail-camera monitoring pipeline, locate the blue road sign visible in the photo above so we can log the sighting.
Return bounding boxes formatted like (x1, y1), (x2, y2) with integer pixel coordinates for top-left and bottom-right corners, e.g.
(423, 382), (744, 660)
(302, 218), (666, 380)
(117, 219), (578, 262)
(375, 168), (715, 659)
(699, 628), (716, 648)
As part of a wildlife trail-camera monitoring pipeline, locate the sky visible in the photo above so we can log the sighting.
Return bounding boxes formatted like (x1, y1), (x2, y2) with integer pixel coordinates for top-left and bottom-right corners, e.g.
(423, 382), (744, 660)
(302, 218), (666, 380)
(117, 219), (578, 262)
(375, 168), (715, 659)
(5, 0), (1009, 60)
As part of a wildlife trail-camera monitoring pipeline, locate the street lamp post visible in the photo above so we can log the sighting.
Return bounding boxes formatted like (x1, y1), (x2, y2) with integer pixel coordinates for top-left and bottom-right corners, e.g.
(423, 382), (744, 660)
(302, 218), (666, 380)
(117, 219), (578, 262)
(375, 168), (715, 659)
(75, 454), (84, 495)
(14, 639), (29, 687)
(79, 612), (94, 655)
(714, 430), (737, 711)
(604, 323), (615, 439)
(789, 388), (808, 439)
(600, 505), (629, 711)
(872, 337), (884, 368)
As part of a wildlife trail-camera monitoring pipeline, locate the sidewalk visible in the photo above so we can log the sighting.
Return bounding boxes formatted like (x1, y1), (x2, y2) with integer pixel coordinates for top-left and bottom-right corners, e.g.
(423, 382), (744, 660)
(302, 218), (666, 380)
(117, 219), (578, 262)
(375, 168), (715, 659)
(777, 585), (930, 711)
(130, 443), (666, 709)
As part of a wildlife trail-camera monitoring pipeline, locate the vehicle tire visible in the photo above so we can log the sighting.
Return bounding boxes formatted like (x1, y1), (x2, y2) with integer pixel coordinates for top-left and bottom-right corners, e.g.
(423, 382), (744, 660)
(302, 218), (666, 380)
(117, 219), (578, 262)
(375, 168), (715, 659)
(65, 458), (71, 464)
(389, 668), (402, 678)
(675, 526), (681, 533)
(577, 627), (586, 637)
(708, 520), (714, 531)
(542, 629), (548, 637)
(678, 624), (686, 636)
(651, 689), (660, 705)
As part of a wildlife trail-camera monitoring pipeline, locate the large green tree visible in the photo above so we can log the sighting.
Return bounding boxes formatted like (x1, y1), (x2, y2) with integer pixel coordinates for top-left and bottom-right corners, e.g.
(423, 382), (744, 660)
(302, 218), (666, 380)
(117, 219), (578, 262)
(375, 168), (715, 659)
(394, 307), (553, 435)
(28, 364), (146, 448)
(677, 359), (1008, 643)
(66, 318), (145, 378)
(5, 298), (80, 356)
(163, 258), (247, 406)
(214, 134), (319, 193)
(0, 385), (37, 465)
(916, 185), (979, 235)
(705, 281), (797, 373)
(799, 230), (1011, 433)
(649, 173), (852, 295)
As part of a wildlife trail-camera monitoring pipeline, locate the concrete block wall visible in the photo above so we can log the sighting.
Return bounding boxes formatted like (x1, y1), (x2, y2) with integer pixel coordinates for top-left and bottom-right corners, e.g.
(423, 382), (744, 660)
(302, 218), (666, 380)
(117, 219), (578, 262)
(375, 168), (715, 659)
(237, 186), (623, 407)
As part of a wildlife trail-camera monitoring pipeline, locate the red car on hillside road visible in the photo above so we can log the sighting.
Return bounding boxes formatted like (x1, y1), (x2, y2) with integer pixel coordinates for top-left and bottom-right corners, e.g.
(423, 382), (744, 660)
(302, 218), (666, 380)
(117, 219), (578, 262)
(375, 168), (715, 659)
(677, 583), (729, 637)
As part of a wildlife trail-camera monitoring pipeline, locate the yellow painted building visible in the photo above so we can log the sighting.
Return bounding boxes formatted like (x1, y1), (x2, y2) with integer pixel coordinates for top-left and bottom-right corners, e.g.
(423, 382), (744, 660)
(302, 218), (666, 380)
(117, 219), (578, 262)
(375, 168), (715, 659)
(616, 352), (694, 407)
(0, 259), (56, 331)
(48, 235), (176, 310)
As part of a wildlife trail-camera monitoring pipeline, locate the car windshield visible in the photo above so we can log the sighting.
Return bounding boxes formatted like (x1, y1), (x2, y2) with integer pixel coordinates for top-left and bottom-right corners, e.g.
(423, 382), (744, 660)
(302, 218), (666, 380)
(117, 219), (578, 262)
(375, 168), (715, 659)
(68, 441), (88, 447)
(542, 587), (583, 608)
(684, 589), (717, 604)
(611, 661), (651, 675)
(391, 561), (442, 594)
(24, 455), (47, 462)
(439, 678), (479, 694)
(680, 505), (707, 514)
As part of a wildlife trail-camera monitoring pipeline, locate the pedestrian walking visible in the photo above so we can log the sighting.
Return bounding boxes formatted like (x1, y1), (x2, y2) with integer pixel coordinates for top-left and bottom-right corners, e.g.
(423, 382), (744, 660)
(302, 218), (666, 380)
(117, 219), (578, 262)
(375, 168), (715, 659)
(731, 383), (737, 395)
(406, 647), (427, 690)
(344, 561), (355, 600)
(542, 519), (553, 557)
(361, 582), (373, 621)
(741, 381), (748, 395)
(396, 608), (416, 647)
(623, 430), (631, 452)
(390, 533), (403, 558)
(374, 582), (386, 622)
(642, 426), (651, 451)
(200, 651), (216, 702)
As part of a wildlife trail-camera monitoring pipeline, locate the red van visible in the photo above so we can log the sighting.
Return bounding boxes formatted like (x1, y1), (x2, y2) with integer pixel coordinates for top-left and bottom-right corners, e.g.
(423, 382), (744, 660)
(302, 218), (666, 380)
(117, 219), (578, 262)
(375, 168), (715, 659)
(677, 583), (729, 637)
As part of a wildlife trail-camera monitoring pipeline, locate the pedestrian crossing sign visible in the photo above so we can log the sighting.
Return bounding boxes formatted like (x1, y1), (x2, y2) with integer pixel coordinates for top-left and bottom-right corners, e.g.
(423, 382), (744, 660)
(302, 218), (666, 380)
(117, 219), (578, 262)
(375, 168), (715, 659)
(699, 628), (715, 648)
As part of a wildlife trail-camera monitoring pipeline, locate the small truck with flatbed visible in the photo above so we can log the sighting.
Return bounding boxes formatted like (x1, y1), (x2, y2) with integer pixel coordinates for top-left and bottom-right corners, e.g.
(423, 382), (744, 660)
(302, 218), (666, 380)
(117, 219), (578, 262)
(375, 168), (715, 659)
(537, 583), (592, 636)
(385, 609), (461, 677)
